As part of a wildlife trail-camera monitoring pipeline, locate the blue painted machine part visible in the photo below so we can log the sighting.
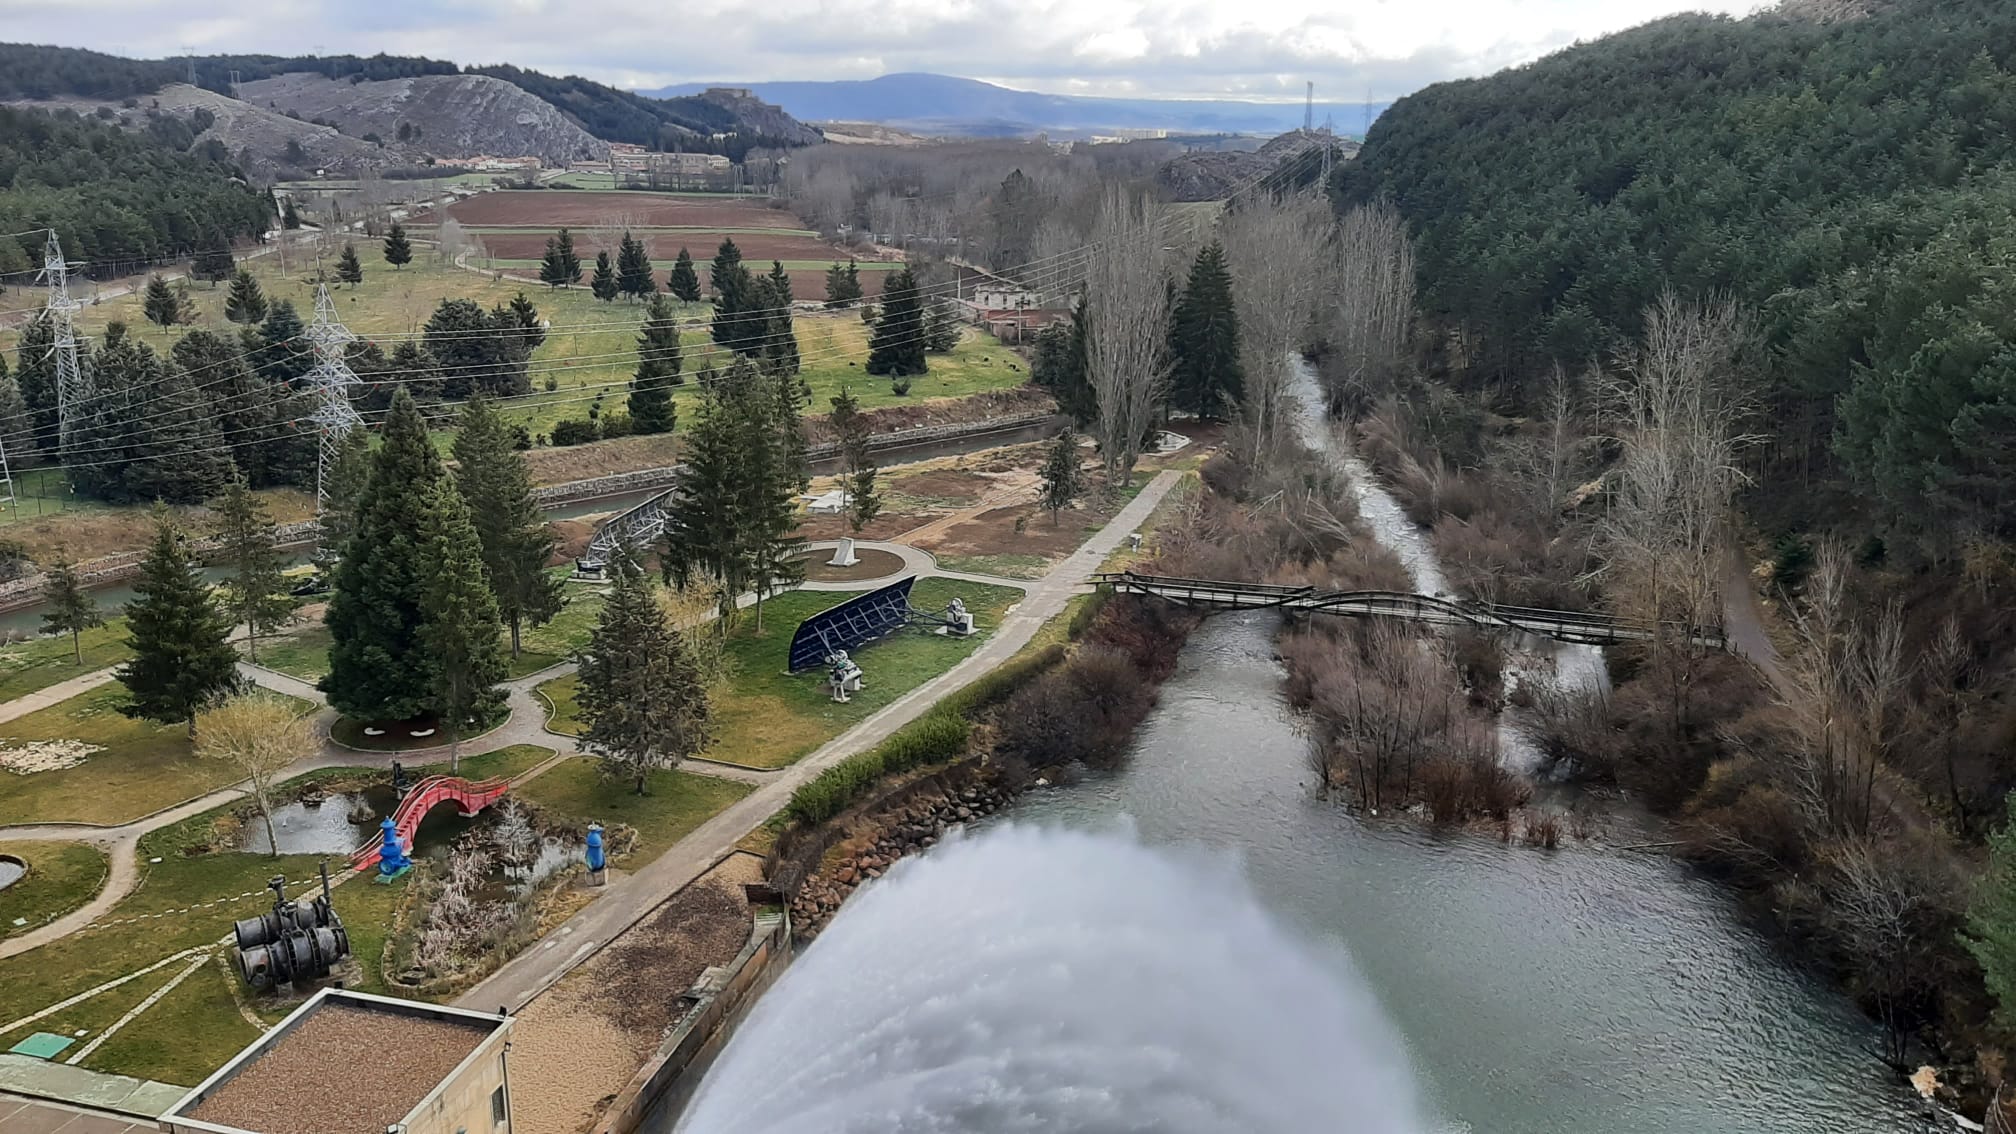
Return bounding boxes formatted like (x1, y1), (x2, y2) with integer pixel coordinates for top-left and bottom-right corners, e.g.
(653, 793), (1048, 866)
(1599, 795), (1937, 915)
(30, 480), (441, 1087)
(585, 824), (606, 872)
(377, 817), (410, 877)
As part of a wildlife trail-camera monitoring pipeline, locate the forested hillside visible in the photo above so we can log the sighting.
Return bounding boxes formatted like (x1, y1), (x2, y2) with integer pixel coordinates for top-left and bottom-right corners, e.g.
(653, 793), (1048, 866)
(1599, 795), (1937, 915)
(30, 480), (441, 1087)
(1335, 0), (2016, 546)
(0, 108), (271, 276)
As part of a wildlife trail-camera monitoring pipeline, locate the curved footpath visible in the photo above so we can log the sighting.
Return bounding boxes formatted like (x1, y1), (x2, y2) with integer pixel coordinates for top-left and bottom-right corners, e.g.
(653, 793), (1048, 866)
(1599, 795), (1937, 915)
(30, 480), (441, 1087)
(0, 533), (1058, 962)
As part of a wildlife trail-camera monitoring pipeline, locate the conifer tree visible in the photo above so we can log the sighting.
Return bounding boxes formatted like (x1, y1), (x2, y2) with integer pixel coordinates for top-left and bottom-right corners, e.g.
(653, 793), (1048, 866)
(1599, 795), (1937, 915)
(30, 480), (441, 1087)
(737, 364), (805, 629)
(224, 268), (268, 324)
(451, 394), (563, 659)
(119, 508), (240, 731)
(143, 275), (180, 328)
(630, 294), (681, 434)
(556, 227), (582, 285)
(192, 244), (235, 287)
(1057, 295), (1099, 426)
(129, 350), (236, 504)
(668, 246), (701, 302)
(280, 198), (302, 230)
(576, 559), (711, 794)
(762, 261), (800, 374)
(336, 243), (363, 286)
(13, 314), (58, 447)
(0, 360), (29, 460)
(508, 292), (546, 353)
(590, 250), (619, 302)
(40, 552), (101, 665)
(174, 332), (285, 488)
(382, 221), (412, 269)
(1169, 241), (1243, 420)
(865, 267), (928, 378)
(253, 299), (311, 383)
(419, 475), (506, 770)
(708, 238), (757, 354)
(212, 478), (297, 663)
(661, 382), (747, 617)
(539, 234), (569, 289)
(924, 300), (963, 353)
(617, 230), (656, 300)
(322, 388), (445, 721)
(830, 385), (881, 535)
(1039, 427), (1086, 523)
(317, 427), (372, 558)
(823, 260), (861, 308)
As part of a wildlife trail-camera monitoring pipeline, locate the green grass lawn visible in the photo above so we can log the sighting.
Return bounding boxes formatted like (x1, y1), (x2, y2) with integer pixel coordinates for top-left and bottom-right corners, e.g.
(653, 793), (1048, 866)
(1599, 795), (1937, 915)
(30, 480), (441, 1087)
(535, 670), (583, 735)
(0, 686), (250, 826)
(0, 619), (133, 703)
(249, 623), (334, 684)
(407, 742), (556, 782)
(538, 577), (1023, 769)
(0, 839), (108, 940)
(513, 758), (752, 862)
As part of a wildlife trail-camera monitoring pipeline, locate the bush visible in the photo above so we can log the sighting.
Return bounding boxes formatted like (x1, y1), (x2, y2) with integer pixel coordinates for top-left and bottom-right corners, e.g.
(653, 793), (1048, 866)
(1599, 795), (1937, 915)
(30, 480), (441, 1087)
(550, 418), (600, 446)
(785, 709), (971, 826)
(890, 376), (913, 396)
(598, 411), (634, 439)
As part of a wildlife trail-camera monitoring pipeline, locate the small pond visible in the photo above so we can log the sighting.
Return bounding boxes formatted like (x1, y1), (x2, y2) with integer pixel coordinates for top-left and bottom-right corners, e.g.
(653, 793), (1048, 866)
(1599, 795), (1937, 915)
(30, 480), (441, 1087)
(0, 855), (23, 891)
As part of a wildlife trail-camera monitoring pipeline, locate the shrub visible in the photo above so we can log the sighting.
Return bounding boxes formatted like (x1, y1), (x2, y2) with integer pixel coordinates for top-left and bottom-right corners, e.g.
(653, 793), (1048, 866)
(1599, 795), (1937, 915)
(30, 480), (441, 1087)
(785, 709), (970, 826)
(550, 418), (600, 446)
(891, 376), (913, 396)
(598, 411), (634, 439)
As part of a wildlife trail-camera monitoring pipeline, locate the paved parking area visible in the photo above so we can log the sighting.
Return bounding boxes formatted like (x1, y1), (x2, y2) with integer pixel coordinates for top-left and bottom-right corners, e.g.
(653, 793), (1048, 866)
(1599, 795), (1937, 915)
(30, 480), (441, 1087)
(0, 1094), (154, 1134)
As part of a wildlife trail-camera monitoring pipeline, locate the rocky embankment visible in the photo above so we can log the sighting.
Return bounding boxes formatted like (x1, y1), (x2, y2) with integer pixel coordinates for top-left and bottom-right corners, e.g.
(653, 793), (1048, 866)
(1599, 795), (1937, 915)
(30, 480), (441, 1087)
(789, 780), (1015, 937)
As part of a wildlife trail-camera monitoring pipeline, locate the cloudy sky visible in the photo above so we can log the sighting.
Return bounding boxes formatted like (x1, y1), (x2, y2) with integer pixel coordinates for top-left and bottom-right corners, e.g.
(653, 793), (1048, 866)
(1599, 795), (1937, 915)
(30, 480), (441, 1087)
(9, 0), (1766, 101)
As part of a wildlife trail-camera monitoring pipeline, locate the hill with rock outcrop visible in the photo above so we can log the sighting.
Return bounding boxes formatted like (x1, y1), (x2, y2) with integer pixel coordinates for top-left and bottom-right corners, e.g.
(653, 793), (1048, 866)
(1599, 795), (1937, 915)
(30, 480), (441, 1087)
(237, 72), (608, 166)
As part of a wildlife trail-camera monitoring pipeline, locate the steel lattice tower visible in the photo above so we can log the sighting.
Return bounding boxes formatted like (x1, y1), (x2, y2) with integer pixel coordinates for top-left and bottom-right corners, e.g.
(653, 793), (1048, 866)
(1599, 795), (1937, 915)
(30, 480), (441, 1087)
(303, 284), (363, 508)
(39, 231), (85, 470)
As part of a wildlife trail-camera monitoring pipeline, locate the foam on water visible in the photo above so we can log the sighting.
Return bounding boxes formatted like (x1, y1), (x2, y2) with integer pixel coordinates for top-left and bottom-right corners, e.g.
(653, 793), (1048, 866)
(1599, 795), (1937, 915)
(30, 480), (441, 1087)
(676, 823), (1428, 1134)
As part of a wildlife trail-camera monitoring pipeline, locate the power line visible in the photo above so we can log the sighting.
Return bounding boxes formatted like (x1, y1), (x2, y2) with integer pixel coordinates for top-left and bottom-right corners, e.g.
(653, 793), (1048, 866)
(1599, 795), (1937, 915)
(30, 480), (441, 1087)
(303, 284), (362, 509)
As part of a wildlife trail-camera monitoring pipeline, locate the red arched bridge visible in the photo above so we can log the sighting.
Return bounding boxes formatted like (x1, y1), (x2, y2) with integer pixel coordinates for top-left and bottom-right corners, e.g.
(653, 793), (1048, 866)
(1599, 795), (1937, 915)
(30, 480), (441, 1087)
(1091, 571), (1726, 650)
(348, 775), (512, 871)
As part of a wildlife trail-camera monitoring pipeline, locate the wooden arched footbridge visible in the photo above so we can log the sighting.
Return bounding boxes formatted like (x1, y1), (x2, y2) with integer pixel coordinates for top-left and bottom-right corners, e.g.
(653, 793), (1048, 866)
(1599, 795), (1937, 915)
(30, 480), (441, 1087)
(1091, 571), (1726, 650)
(349, 774), (512, 871)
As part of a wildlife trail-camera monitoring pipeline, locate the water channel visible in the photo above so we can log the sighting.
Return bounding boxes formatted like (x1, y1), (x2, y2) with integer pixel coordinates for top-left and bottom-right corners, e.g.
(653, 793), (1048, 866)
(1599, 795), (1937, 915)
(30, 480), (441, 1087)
(680, 363), (1927, 1132)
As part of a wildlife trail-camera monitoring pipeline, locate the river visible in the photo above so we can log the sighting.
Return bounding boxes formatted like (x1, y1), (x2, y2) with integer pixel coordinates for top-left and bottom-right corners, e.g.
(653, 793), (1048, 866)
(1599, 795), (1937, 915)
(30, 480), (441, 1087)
(676, 363), (1930, 1133)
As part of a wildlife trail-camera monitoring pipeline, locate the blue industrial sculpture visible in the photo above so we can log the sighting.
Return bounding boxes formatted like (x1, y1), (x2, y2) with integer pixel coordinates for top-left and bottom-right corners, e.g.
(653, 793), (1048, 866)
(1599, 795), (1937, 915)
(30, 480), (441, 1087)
(376, 818), (411, 879)
(585, 823), (606, 885)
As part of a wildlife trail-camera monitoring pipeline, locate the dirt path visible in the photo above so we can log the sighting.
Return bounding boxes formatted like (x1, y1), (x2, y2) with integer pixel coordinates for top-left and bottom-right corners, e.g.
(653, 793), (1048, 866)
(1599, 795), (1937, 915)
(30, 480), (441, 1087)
(1720, 544), (1791, 696)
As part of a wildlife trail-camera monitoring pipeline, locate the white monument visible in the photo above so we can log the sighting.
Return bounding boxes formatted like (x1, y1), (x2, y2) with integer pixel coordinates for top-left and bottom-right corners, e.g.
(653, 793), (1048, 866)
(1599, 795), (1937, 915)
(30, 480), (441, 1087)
(829, 538), (860, 567)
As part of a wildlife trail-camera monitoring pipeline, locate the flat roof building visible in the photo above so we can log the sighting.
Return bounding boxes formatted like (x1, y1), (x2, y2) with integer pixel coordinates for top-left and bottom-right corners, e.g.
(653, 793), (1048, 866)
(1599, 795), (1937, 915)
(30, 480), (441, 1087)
(159, 990), (512, 1134)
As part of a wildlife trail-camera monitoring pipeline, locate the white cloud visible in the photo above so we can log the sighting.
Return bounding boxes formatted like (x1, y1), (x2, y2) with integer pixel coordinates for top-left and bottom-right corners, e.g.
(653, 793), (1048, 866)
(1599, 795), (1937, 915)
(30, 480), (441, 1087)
(2, 0), (1769, 100)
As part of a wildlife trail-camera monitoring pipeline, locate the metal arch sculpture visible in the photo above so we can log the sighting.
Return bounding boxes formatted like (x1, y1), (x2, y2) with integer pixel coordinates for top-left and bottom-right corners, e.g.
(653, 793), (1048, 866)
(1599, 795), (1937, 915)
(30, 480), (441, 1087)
(348, 775), (513, 873)
(1090, 571), (1726, 651)
(786, 577), (920, 673)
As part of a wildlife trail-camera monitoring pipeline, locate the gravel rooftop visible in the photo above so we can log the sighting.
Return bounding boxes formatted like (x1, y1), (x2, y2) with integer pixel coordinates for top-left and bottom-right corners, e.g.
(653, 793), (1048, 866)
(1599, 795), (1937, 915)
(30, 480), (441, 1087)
(183, 1002), (495, 1134)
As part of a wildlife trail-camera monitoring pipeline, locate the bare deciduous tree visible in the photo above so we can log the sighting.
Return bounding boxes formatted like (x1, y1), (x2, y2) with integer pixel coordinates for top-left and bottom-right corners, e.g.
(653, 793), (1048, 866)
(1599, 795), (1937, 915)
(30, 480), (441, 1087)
(1596, 291), (1759, 729)
(1324, 200), (1416, 415)
(1085, 188), (1171, 486)
(193, 692), (316, 858)
(1220, 192), (1335, 463)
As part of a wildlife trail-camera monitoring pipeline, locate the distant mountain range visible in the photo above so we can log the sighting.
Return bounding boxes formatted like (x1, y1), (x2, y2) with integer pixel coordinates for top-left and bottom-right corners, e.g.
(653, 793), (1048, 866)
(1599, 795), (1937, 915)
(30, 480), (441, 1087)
(649, 73), (1386, 138)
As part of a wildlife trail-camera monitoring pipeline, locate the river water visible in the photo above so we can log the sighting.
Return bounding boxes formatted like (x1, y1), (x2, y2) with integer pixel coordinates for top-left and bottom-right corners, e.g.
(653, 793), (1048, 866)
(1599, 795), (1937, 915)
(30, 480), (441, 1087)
(678, 362), (1928, 1132)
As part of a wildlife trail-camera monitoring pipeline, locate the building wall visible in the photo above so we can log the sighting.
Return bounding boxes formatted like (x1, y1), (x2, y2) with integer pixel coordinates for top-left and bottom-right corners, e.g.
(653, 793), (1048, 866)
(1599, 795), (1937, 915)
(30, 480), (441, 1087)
(399, 1030), (514, 1134)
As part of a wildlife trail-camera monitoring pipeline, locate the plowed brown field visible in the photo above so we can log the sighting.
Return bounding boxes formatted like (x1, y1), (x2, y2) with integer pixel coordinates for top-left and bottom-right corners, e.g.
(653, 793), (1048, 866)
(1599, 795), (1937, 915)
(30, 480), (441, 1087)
(440, 190), (803, 228)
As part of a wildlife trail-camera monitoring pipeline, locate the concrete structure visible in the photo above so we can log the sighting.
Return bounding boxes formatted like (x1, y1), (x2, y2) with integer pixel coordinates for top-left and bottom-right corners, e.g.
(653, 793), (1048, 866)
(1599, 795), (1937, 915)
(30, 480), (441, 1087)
(158, 991), (513, 1134)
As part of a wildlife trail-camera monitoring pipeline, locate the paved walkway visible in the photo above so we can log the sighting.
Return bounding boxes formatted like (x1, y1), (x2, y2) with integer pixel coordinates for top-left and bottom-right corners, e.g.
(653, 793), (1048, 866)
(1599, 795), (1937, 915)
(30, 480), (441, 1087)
(455, 470), (1181, 1011)
(0, 670), (120, 728)
(0, 1092), (158, 1133)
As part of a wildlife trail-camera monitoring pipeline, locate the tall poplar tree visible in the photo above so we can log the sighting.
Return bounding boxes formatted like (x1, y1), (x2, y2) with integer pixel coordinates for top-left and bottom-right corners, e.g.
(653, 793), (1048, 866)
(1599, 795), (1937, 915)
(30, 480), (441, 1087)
(224, 268), (268, 324)
(576, 559), (711, 794)
(322, 388), (445, 721)
(865, 267), (927, 378)
(119, 508), (240, 731)
(40, 552), (101, 665)
(830, 386), (881, 534)
(668, 247), (701, 302)
(382, 221), (412, 269)
(617, 230), (656, 300)
(1169, 241), (1243, 420)
(630, 294), (681, 434)
(419, 475), (506, 770)
(590, 250), (619, 302)
(452, 394), (563, 659)
(212, 478), (298, 663)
